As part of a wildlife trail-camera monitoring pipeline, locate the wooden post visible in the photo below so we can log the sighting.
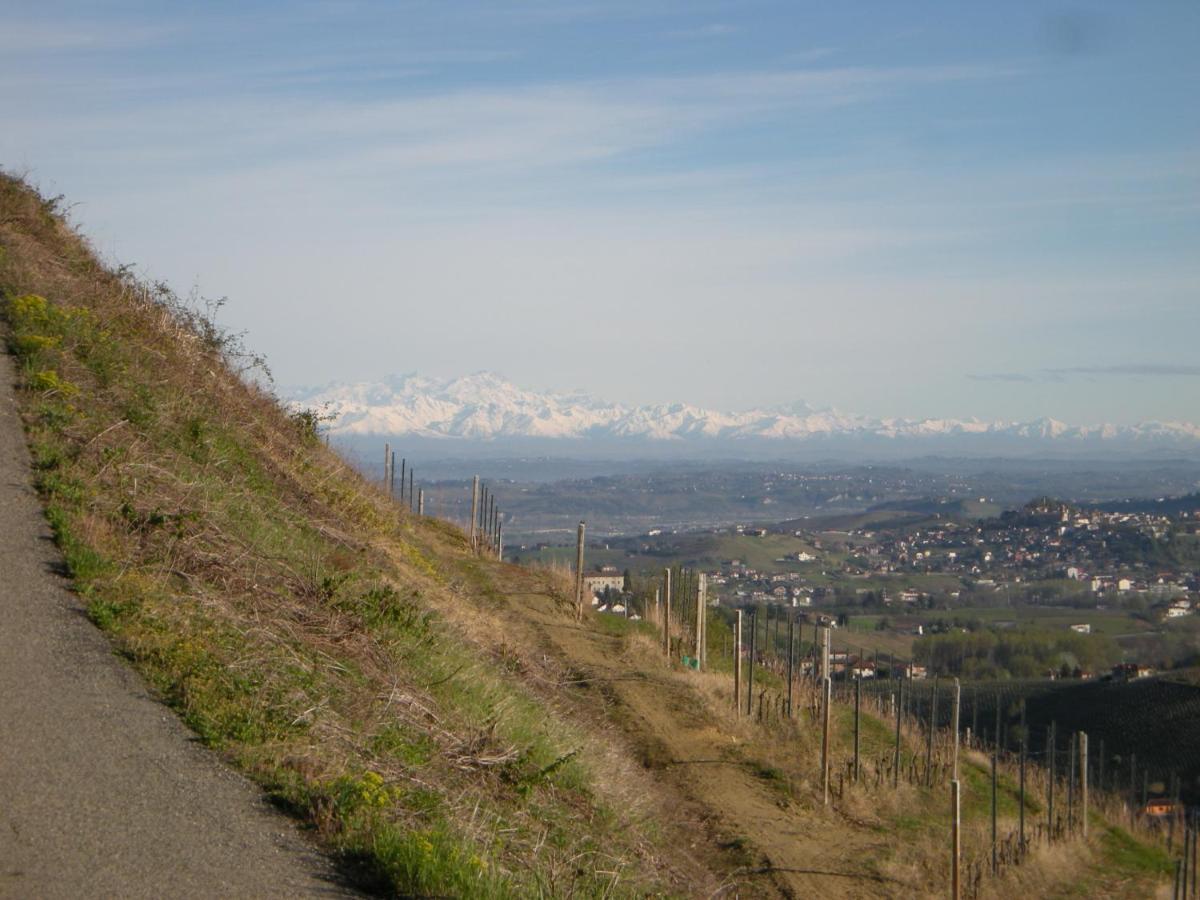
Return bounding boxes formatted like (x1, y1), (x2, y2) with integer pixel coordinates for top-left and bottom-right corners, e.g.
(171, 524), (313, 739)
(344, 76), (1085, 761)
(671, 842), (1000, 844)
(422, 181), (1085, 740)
(662, 569), (672, 657)
(1186, 817), (1193, 900)
(417, 488), (425, 516)
(574, 521), (586, 622)
(893, 676), (903, 788)
(1068, 732), (1076, 834)
(734, 610), (743, 713)
(822, 626), (831, 682)
(1184, 817), (1192, 900)
(951, 678), (961, 780)
(388, 447), (395, 496)
(991, 744), (999, 874)
(409, 469), (415, 514)
(926, 676), (938, 787)
(1192, 818), (1198, 900)
(496, 521), (502, 560)
(821, 676), (832, 806)
(1019, 719), (1027, 855)
(1080, 731), (1089, 839)
(469, 475), (479, 547)
(854, 675), (861, 782)
(400, 457), (406, 502)
(951, 779), (962, 900)
(384, 443), (390, 488)
(1048, 721), (1057, 839)
(786, 615), (795, 717)
(654, 588), (660, 625)
(479, 485), (487, 549)
(747, 609), (756, 716)
(695, 573), (706, 670)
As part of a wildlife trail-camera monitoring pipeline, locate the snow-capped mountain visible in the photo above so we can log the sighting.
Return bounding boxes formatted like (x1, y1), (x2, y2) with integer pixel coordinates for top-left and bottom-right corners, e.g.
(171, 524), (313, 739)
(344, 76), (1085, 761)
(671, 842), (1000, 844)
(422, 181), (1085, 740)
(288, 372), (1200, 451)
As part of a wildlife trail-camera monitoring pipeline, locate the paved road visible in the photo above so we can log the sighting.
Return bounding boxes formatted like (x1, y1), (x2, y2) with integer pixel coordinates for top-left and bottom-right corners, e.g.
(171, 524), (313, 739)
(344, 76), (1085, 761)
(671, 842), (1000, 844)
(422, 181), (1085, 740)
(0, 348), (356, 899)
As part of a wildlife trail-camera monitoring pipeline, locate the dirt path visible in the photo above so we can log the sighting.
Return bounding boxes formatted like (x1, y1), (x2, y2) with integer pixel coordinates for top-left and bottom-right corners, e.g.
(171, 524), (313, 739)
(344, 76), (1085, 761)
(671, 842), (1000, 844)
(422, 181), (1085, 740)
(486, 569), (901, 899)
(0, 350), (355, 899)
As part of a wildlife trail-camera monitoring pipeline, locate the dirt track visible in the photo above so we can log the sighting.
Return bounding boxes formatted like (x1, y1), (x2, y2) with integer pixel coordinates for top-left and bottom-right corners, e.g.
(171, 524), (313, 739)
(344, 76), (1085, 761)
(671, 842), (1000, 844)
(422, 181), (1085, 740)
(0, 348), (355, 899)
(484, 566), (898, 899)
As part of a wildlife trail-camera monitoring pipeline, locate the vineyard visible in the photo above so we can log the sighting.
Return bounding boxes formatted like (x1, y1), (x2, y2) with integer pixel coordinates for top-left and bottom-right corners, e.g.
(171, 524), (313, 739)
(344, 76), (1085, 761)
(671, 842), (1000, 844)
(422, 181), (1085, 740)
(862, 673), (1200, 805)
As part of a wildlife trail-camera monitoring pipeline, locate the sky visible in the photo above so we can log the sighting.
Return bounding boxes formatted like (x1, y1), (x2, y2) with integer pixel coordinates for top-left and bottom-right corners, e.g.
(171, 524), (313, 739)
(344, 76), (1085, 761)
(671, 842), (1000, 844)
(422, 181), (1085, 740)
(2, 1), (1198, 425)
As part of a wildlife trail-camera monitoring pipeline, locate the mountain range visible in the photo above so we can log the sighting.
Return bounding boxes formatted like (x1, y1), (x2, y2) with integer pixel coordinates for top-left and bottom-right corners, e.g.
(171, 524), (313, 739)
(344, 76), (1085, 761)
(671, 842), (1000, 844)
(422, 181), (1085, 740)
(289, 372), (1200, 455)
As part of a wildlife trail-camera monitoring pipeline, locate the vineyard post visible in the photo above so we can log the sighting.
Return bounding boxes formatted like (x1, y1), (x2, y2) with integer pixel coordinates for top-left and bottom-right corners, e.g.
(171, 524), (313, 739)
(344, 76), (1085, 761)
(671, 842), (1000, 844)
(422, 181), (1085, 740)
(734, 610), (743, 714)
(822, 627), (831, 682)
(951, 678), (961, 780)
(787, 616), (795, 718)
(1019, 699), (1027, 855)
(662, 569), (672, 657)
(495, 521), (502, 559)
(469, 475), (479, 548)
(1080, 732), (1088, 839)
(1099, 740), (1106, 796)
(1048, 722), (1057, 839)
(1184, 816), (1191, 900)
(573, 522), (586, 623)
(417, 488), (424, 516)
(654, 588), (660, 626)
(1130, 753), (1136, 810)
(821, 675), (832, 806)
(747, 609), (757, 715)
(926, 676), (937, 787)
(893, 676), (903, 788)
(991, 742), (999, 875)
(383, 443), (390, 489)
(1068, 732), (1077, 834)
(400, 457), (407, 503)
(854, 675), (861, 783)
(951, 779), (961, 900)
(409, 469), (415, 514)
(1176, 830), (1185, 900)
(695, 573), (706, 670)
(1192, 818), (1198, 900)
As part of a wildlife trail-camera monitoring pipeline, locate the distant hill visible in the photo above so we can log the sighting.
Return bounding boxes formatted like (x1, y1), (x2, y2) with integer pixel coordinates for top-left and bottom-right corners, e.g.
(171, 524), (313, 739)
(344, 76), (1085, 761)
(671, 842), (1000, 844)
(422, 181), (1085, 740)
(1088, 492), (1200, 517)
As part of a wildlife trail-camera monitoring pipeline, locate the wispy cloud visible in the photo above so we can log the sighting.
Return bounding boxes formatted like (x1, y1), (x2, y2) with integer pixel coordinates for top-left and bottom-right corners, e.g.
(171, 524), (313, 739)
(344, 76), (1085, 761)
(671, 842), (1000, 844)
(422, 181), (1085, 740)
(0, 21), (176, 52)
(970, 364), (1200, 383)
(1048, 364), (1200, 377)
(6, 62), (1018, 185)
(671, 23), (738, 39)
(967, 372), (1036, 383)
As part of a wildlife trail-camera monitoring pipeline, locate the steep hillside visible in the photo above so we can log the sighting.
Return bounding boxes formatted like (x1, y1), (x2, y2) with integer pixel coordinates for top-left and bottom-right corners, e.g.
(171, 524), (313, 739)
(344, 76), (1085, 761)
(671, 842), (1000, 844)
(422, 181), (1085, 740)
(0, 173), (1177, 898)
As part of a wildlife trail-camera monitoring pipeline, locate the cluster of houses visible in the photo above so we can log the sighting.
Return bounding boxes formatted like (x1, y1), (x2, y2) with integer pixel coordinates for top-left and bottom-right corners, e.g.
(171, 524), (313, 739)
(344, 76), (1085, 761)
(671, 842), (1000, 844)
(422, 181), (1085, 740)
(827, 500), (1198, 609)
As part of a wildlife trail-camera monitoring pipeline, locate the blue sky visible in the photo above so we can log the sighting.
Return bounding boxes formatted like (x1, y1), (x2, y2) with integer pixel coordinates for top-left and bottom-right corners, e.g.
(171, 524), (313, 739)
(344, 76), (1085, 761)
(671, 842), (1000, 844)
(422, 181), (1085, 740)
(3, 1), (1198, 424)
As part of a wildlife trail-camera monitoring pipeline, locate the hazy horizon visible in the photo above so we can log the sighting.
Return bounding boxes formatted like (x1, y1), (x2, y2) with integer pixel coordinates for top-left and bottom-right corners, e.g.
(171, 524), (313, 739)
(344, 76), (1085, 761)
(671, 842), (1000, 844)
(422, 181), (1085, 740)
(4, 2), (1197, 426)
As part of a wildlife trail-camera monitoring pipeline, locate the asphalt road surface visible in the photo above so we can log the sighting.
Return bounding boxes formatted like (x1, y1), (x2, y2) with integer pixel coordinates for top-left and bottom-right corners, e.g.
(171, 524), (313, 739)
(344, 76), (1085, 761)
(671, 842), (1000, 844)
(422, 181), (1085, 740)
(0, 349), (357, 898)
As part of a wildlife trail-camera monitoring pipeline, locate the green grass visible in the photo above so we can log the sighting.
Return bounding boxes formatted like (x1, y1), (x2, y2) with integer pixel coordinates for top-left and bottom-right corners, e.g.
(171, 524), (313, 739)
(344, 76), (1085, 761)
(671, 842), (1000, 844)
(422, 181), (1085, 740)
(1098, 824), (1173, 877)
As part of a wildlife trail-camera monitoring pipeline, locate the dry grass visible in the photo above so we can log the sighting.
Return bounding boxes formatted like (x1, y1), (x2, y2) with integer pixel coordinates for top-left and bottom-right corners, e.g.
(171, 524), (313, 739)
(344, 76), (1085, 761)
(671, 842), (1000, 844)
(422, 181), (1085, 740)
(0, 172), (681, 897)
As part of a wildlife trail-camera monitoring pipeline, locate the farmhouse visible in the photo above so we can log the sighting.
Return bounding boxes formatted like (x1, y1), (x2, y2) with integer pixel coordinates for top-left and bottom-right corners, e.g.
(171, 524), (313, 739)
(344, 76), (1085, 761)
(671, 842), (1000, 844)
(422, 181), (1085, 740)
(583, 573), (624, 595)
(1143, 798), (1181, 818)
(1112, 662), (1155, 681)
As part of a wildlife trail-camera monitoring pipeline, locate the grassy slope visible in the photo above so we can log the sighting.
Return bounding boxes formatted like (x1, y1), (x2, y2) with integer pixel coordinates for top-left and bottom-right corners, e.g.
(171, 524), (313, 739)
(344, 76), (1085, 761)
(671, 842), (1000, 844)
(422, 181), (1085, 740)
(0, 174), (1173, 898)
(0, 176), (689, 897)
